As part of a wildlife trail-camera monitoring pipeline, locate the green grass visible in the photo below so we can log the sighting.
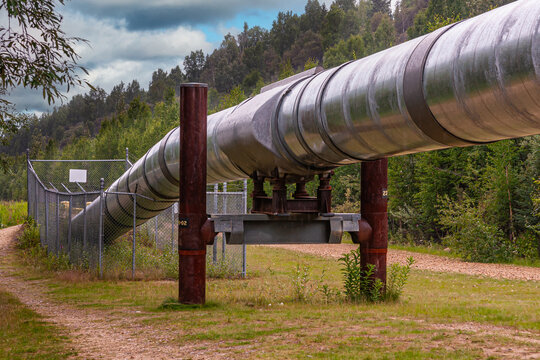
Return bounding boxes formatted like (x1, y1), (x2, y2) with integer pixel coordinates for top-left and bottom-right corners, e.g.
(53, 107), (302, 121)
(0, 201), (27, 229)
(13, 245), (540, 359)
(0, 289), (75, 359)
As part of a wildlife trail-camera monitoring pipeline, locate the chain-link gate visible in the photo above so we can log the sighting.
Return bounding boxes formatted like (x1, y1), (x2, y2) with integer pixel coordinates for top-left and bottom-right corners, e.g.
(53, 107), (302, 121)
(27, 151), (247, 279)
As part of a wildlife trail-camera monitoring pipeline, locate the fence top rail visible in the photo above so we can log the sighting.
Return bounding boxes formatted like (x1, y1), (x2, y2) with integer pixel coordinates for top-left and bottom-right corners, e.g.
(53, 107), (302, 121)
(104, 191), (156, 201)
(30, 159), (126, 163)
(206, 191), (246, 195)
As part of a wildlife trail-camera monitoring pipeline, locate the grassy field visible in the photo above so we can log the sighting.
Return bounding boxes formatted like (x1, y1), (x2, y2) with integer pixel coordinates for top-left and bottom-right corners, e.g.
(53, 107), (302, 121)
(11, 244), (540, 359)
(0, 290), (74, 359)
(0, 201), (26, 229)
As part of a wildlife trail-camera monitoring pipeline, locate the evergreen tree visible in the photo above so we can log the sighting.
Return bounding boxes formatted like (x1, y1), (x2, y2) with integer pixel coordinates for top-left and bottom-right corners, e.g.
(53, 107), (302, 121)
(322, 4), (345, 50)
(270, 11), (300, 56)
(301, 0), (327, 33)
(183, 50), (206, 82)
(336, 0), (357, 12)
(371, 0), (391, 16)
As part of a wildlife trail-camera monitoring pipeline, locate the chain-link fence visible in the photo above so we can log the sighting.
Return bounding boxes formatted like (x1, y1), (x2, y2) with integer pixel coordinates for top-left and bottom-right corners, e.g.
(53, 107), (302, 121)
(27, 152), (247, 279)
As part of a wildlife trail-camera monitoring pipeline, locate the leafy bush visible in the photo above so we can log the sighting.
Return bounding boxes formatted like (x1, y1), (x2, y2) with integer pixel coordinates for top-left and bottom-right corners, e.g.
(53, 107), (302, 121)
(515, 231), (539, 260)
(438, 196), (513, 263)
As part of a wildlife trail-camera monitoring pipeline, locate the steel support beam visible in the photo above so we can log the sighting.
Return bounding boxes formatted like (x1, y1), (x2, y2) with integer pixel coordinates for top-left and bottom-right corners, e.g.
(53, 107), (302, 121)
(178, 83), (215, 305)
(212, 213), (368, 245)
(360, 159), (388, 284)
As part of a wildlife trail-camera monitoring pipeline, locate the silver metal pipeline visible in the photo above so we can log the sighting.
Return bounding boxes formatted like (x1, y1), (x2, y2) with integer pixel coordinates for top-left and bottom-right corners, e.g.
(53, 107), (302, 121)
(77, 0), (540, 241)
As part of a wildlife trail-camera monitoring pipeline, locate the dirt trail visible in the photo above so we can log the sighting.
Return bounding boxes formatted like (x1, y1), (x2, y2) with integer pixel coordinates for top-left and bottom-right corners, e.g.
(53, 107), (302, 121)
(0, 225), (218, 360)
(266, 244), (540, 281)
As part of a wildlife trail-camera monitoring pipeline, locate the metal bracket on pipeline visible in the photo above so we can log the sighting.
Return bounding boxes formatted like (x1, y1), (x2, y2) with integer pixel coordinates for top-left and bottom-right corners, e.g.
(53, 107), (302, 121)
(178, 216), (216, 245)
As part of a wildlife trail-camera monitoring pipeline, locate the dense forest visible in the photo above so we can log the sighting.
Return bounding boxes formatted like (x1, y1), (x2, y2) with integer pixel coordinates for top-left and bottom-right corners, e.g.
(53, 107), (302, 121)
(1, 0), (538, 262)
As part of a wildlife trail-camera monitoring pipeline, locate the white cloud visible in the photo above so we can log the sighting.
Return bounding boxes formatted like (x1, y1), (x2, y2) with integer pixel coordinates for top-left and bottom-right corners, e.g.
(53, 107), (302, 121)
(63, 12), (212, 67)
(7, 10), (214, 113)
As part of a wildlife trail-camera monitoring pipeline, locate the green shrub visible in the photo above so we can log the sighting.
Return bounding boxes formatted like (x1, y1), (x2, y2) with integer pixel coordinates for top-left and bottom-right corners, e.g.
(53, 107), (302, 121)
(16, 218), (40, 250)
(515, 231), (539, 260)
(438, 196), (513, 263)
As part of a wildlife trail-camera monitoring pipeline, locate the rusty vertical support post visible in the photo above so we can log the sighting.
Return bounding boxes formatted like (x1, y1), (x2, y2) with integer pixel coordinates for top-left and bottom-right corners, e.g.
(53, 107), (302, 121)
(360, 159), (388, 285)
(271, 177), (287, 214)
(317, 172), (333, 214)
(178, 83), (209, 305)
(293, 181), (309, 199)
(251, 175), (266, 213)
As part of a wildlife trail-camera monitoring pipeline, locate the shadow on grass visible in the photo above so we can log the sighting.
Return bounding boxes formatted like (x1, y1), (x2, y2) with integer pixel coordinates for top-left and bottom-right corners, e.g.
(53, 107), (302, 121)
(158, 297), (221, 311)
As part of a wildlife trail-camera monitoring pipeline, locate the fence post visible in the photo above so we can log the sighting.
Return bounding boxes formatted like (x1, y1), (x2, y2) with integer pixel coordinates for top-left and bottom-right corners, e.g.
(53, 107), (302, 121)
(68, 195), (72, 256)
(45, 191), (49, 253)
(171, 204), (175, 254)
(125, 147), (130, 170)
(132, 195), (137, 280)
(213, 184), (218, 263)
(99, 178), (104, 278)
(56, 193), (60, 256)
(26, 149), (30, 218)
(222, 182), (227, 260)
(242, 179), (248, 278)
(83, 192), (87, 252)
(34, 174), (38, 223)
(154, 216), (158, 249)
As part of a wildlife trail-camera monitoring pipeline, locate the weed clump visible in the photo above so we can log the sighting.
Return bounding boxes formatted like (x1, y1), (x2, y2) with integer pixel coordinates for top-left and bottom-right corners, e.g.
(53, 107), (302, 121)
(339, 247), (414, 303)
(17, 218), (72, 272)
(385, 257), (415, 302)
(207, 257), (241, 279)
(16, 218), (40, 250)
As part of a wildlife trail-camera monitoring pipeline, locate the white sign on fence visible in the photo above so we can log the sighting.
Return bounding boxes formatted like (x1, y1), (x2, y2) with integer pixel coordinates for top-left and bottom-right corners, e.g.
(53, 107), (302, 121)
(69, 169), (87, 183)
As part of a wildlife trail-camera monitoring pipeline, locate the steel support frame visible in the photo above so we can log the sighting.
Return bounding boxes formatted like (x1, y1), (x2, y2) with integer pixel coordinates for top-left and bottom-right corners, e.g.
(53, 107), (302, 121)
(176, 83), (388, 305)
(251, 172), (333, 215)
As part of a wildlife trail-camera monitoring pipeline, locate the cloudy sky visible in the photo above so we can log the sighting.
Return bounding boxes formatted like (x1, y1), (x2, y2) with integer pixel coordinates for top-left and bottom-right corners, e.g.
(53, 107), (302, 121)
(5, 0), (320, 114)
(7, 0), (394, 114)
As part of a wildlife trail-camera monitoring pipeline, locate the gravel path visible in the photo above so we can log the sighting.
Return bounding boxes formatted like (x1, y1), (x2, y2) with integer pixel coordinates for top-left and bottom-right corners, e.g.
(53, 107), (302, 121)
(266, 244), (540, 281)
(0, 225), (217, 360)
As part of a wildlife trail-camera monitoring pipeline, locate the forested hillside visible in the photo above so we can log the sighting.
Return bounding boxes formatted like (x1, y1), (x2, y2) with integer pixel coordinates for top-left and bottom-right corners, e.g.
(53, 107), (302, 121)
(1, 0), (538, 262)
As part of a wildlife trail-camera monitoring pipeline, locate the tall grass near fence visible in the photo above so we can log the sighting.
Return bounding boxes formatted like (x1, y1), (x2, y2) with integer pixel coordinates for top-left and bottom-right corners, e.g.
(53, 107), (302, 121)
(0, 201), (27, 228)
